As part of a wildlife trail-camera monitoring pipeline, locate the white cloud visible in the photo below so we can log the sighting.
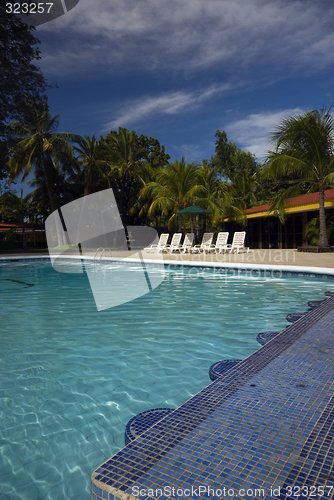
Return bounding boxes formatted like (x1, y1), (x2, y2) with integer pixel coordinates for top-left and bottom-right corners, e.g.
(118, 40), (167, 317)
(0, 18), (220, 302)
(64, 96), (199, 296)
(37, 0), (334, 78)
(225, 109), (305, 161)
(105, 84), (233, 129)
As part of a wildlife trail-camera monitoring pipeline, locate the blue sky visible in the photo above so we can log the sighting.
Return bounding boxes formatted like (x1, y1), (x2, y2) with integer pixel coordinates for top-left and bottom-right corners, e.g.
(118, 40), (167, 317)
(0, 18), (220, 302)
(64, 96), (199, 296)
(18, 0), (334, 195)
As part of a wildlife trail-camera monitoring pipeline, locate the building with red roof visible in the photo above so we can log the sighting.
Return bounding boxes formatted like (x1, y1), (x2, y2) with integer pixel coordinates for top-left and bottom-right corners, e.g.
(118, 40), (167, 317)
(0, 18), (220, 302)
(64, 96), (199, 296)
(240, 189), (334, 249)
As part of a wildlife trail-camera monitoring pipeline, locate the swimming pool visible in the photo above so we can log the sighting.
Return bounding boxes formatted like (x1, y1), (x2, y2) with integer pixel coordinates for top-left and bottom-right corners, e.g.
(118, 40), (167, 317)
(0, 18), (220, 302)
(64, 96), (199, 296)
(0, 259), (332, 500)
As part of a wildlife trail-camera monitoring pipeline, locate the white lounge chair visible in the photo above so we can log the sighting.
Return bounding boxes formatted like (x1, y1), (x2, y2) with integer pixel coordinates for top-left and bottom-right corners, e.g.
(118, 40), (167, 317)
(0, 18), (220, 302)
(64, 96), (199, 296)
(190, 232), (214, 253)
(166, 233), (183, 253)
(144, 233), (169, 253)
(207, 232), (229, 253)
(181, 233), (194, 253)
(226, 231), (250, 253)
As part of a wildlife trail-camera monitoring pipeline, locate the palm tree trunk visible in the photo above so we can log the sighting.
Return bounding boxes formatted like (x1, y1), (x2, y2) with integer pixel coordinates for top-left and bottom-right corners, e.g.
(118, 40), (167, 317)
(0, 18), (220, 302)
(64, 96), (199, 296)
(178, 214), (183, 232)
(40, 153), (69, 246)
(40, 153), (57, 213)
(318, 189), (329, 247)
(22, 220), (27, 249)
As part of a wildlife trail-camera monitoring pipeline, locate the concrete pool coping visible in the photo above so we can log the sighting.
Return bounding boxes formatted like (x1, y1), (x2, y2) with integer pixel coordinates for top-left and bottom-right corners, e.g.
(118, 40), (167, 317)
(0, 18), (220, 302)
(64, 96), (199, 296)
(0, 249), (333, 269)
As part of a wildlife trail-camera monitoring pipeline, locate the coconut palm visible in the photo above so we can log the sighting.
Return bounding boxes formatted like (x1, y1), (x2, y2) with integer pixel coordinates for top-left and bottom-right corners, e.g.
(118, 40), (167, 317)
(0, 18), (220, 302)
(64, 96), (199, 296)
(7, 98), (78, 214)
(102, 127), (148, 223)
(28, 161), (80, 221)
(265, 108), (334, 247)
(138, 157), (200, 231)
(73, 134), (110, 196)
(193, 161), (228, 229)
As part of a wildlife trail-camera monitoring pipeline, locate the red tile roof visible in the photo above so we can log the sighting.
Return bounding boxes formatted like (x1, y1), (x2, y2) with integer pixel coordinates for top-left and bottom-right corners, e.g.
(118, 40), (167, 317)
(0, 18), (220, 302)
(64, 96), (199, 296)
(246, 189), (334, 214)
(0, 222), (44, 231)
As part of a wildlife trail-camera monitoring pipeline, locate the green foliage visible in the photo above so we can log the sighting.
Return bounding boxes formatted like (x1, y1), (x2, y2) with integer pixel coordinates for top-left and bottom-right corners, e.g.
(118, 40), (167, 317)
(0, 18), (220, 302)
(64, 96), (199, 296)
(211, 130), (237, 180)
(0, 6), (48, 125)
(73, 134), (110, 196)
(8, 98), (79, 213)
(0, 228), (16, 250)
(193, 161), (228, 228)
(137, 135), (170, 169)
(100, 127), (170, 225)
(0, 190), (35, 222)
(305, 213), (334, 245)
(138, 157), (200, 230)
(0, 190), (38, 248)
(0, 5), (49, 180)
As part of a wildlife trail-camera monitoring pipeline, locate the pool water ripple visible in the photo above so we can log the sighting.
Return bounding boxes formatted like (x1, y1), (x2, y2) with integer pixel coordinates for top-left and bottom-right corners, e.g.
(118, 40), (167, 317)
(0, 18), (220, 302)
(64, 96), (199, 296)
(0, 260), (332, 499)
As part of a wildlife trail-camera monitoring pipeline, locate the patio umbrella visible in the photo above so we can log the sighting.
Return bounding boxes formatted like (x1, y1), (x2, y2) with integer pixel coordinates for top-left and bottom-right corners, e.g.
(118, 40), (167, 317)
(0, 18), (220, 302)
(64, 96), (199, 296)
(176, 206), (214, 242)
(176, 205), (214, 215)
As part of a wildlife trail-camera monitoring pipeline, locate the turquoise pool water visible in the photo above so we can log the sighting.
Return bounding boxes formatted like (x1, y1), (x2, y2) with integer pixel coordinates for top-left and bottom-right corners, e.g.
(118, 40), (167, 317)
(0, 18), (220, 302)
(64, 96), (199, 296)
(0, 259), (332, 500)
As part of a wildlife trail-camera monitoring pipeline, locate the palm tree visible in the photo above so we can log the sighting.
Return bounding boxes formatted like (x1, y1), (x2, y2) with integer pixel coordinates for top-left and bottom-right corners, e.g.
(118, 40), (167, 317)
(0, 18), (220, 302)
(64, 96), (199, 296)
(194, 161), (228, 229)
(73, 134), (110, 196)
(7, 98), (78, 214)
(265, 108), (334, 247)
(102, 127), (148, 223)
(28, 162), (80, 221)
(138, 157), (200, 231)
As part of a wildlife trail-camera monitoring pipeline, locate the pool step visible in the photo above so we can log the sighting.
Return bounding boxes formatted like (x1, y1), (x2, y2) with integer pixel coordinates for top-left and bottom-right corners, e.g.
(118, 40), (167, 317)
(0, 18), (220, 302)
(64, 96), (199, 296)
(286, 312), (308, 322)
(256, 331), (281, 346)
(125, 408), (174, 445)
(209, 359), (242, 381)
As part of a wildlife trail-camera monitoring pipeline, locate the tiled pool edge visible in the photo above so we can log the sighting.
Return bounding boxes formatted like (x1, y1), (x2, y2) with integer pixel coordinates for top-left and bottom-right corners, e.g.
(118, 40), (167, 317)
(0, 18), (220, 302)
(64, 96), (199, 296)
(90, 295), (334, 500)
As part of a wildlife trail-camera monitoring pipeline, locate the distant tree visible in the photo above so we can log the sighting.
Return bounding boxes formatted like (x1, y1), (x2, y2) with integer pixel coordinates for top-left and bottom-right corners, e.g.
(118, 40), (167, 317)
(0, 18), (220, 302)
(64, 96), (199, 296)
(265, 108), (334, 247)
(137, 135), (170, 169)
(0, 5), (49, 179)
(211, 130), (237, 180)
(0, 190), (36, 249)
(228, 150), (258, 210)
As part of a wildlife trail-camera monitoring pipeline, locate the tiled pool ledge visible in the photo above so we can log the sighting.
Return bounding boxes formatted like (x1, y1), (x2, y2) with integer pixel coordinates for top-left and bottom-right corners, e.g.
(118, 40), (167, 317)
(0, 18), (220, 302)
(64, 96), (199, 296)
(91, 295), (334, 500)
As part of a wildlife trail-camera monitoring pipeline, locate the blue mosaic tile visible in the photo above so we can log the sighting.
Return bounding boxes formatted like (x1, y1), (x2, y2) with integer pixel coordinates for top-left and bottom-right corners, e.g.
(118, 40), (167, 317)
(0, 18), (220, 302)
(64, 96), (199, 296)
(90, 295), (334, 500)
